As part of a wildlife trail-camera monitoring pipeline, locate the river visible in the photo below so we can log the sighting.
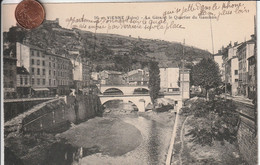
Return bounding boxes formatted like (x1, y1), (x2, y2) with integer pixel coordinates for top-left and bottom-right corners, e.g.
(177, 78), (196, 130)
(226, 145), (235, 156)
(78, 114), (174, 165)
(52, 101), (176, 165)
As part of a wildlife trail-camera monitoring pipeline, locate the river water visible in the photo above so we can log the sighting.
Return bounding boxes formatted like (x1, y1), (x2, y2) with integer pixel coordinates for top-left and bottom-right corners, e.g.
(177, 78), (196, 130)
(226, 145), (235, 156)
(78, 113), (175, 164)
(46, 101), (175, 165)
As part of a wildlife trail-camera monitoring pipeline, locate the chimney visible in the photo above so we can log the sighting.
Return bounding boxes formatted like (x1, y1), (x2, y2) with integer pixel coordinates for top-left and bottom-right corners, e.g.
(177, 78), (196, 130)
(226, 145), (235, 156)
(218, 50), (221, 54)
(234, 42), (238, 46)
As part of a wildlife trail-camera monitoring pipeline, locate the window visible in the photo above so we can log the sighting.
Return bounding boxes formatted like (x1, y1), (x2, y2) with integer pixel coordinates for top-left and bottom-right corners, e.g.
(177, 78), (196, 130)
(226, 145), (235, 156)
(32, 78), (34, 85)
(235, 70), (238, 75)
(42, 61), (45, 66)
(43, 69), (45, 75)
(20, 77), (23, 85)
(54, 80), (56, 85)
(37, 60), (40, 65)
(235, 79), (239, 82)
(43, 79), (45, 85)
(31, 59), (34, 65)
(49, 70), (51, 75)
(49, 62), (51, 67)
(49, 79), (51, 85)
(37, 68), (40, 75)
(25, 78), (28, 85)
(37, 51), (40, 57)
(54, 71), (56, 76)
(53, 63), (55, 68)
(31, 68), (35, 74)
(37, 79), (40, 85)
(31, 51), (34, 56)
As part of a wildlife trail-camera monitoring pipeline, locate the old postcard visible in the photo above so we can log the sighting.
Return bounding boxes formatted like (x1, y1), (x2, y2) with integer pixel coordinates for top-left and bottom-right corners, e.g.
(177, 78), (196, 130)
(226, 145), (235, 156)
(2, 1), (257, 165)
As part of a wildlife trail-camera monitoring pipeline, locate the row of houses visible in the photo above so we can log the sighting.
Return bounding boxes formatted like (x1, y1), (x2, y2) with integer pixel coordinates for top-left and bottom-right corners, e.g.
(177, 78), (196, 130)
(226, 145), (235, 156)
(91, 68), (149, 86)
(4, 42), (91, 99)
(213, 34), (256, 99)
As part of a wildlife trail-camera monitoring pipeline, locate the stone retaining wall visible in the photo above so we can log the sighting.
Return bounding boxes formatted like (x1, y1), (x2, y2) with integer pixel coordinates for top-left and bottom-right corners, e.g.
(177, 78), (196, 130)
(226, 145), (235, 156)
(237, 121), (257, 165)
(5, 95), (103, 135)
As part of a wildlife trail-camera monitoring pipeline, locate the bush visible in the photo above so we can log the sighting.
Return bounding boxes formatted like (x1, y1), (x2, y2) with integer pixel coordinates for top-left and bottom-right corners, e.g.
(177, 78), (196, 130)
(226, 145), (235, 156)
(179, 107), (191, 116)
(186, 98), (240, 146)
(155, 104), (173, 112)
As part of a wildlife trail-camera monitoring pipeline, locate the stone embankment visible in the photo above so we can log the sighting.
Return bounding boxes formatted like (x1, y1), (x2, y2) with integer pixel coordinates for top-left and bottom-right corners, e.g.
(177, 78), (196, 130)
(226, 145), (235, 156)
(237, 119), (257, 165)
(5, 95), (102, 135)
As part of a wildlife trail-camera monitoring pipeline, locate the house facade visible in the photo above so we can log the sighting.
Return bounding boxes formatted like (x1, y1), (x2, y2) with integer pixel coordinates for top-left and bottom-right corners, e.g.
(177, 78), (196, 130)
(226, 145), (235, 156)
(127, 69), (149, 86)
(237, 38), (255, 97)
(159, 64), (190, 99)
(4, 56), (17, 99)
(222, 43), (240, 96)
(16, 66), (31, 97)
(16, 42), (74, 96)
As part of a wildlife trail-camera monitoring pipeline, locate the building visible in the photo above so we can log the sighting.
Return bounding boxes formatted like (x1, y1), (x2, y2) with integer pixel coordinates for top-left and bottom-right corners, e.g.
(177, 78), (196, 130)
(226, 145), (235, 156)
(16, 42), (73, 96)
(247, 51), (256, 99)
(159, 64), (179, 93)
(4, 56), (17, 99)
(16, 66), (31, 98)
(49, 53), (74, 95)
(222, 43), (240, 96)
(126, 69), (149, 85)
(159, 63), (190, 99)
(237, 37), (255, 97)
(70, 56), (91, 92)
(179, 68), (190, 99)
(99, 70), (125, 85)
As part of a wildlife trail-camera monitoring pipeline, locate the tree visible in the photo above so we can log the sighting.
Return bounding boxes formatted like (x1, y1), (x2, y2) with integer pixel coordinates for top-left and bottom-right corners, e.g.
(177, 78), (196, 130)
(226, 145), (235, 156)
(192, 58), (221, 100)
(148, 61), (160, 104)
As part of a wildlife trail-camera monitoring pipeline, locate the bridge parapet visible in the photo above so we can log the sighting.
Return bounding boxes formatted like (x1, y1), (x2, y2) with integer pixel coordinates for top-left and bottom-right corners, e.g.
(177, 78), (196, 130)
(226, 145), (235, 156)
(99, 85), (149, 95)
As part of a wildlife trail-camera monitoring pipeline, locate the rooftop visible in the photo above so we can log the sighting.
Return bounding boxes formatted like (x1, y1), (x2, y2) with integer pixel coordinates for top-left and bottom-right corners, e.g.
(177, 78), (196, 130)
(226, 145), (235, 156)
(17, 66), (29, 75)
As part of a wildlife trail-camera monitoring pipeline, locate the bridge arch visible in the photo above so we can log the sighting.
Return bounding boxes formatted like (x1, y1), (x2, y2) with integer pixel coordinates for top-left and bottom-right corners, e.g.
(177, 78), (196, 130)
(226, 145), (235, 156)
(103, 88), (124, 95)
(101, 98), (139, 111)
(99, 96), (152, 112)
(133, 88), (149, 95)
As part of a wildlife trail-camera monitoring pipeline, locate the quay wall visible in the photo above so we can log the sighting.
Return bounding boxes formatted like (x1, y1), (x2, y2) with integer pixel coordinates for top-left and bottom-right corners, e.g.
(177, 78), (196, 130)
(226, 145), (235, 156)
(4, 95), (103, 134)
(237, 120), (257, 165)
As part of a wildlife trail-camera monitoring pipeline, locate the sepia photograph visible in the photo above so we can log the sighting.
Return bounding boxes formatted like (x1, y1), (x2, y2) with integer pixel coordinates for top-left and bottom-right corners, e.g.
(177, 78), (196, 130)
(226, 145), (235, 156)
(2, 1), (257, 164)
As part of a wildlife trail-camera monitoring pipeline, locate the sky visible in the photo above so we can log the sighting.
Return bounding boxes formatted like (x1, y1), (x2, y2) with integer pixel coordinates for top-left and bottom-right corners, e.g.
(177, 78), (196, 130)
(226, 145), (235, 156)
(2, 1), (256, 54)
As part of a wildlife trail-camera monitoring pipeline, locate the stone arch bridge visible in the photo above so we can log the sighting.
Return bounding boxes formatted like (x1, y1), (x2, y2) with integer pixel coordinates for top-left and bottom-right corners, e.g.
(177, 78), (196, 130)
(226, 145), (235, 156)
(99, 94), (152, 112)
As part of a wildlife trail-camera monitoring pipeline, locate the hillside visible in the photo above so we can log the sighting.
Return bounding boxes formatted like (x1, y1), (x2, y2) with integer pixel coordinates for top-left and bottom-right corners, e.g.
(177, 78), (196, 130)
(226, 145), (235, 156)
(3, 19), (212, 72)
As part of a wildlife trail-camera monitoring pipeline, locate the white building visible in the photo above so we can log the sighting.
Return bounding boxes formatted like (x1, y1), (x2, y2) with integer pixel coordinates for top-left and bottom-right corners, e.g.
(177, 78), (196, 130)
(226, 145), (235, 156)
(159, 64), (190, 99)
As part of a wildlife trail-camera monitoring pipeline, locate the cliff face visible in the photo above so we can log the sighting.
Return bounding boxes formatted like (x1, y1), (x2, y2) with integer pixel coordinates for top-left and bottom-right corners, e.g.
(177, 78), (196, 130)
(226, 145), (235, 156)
(4, 20), (212, 71)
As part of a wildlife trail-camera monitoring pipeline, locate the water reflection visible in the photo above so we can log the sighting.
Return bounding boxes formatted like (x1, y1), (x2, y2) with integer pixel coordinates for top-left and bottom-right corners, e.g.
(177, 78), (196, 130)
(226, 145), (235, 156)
(44, 142), (100, 165)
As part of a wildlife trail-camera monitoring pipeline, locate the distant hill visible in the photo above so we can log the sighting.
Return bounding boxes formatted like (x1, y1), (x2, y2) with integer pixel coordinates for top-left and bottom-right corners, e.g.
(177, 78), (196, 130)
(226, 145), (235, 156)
(3, 19), (212, 72)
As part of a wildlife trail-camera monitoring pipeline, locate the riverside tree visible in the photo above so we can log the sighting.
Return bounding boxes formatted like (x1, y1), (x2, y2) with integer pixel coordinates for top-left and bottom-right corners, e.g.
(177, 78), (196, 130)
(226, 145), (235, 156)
(192, 58), (221, 100)
(148, 61), (160, 104)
